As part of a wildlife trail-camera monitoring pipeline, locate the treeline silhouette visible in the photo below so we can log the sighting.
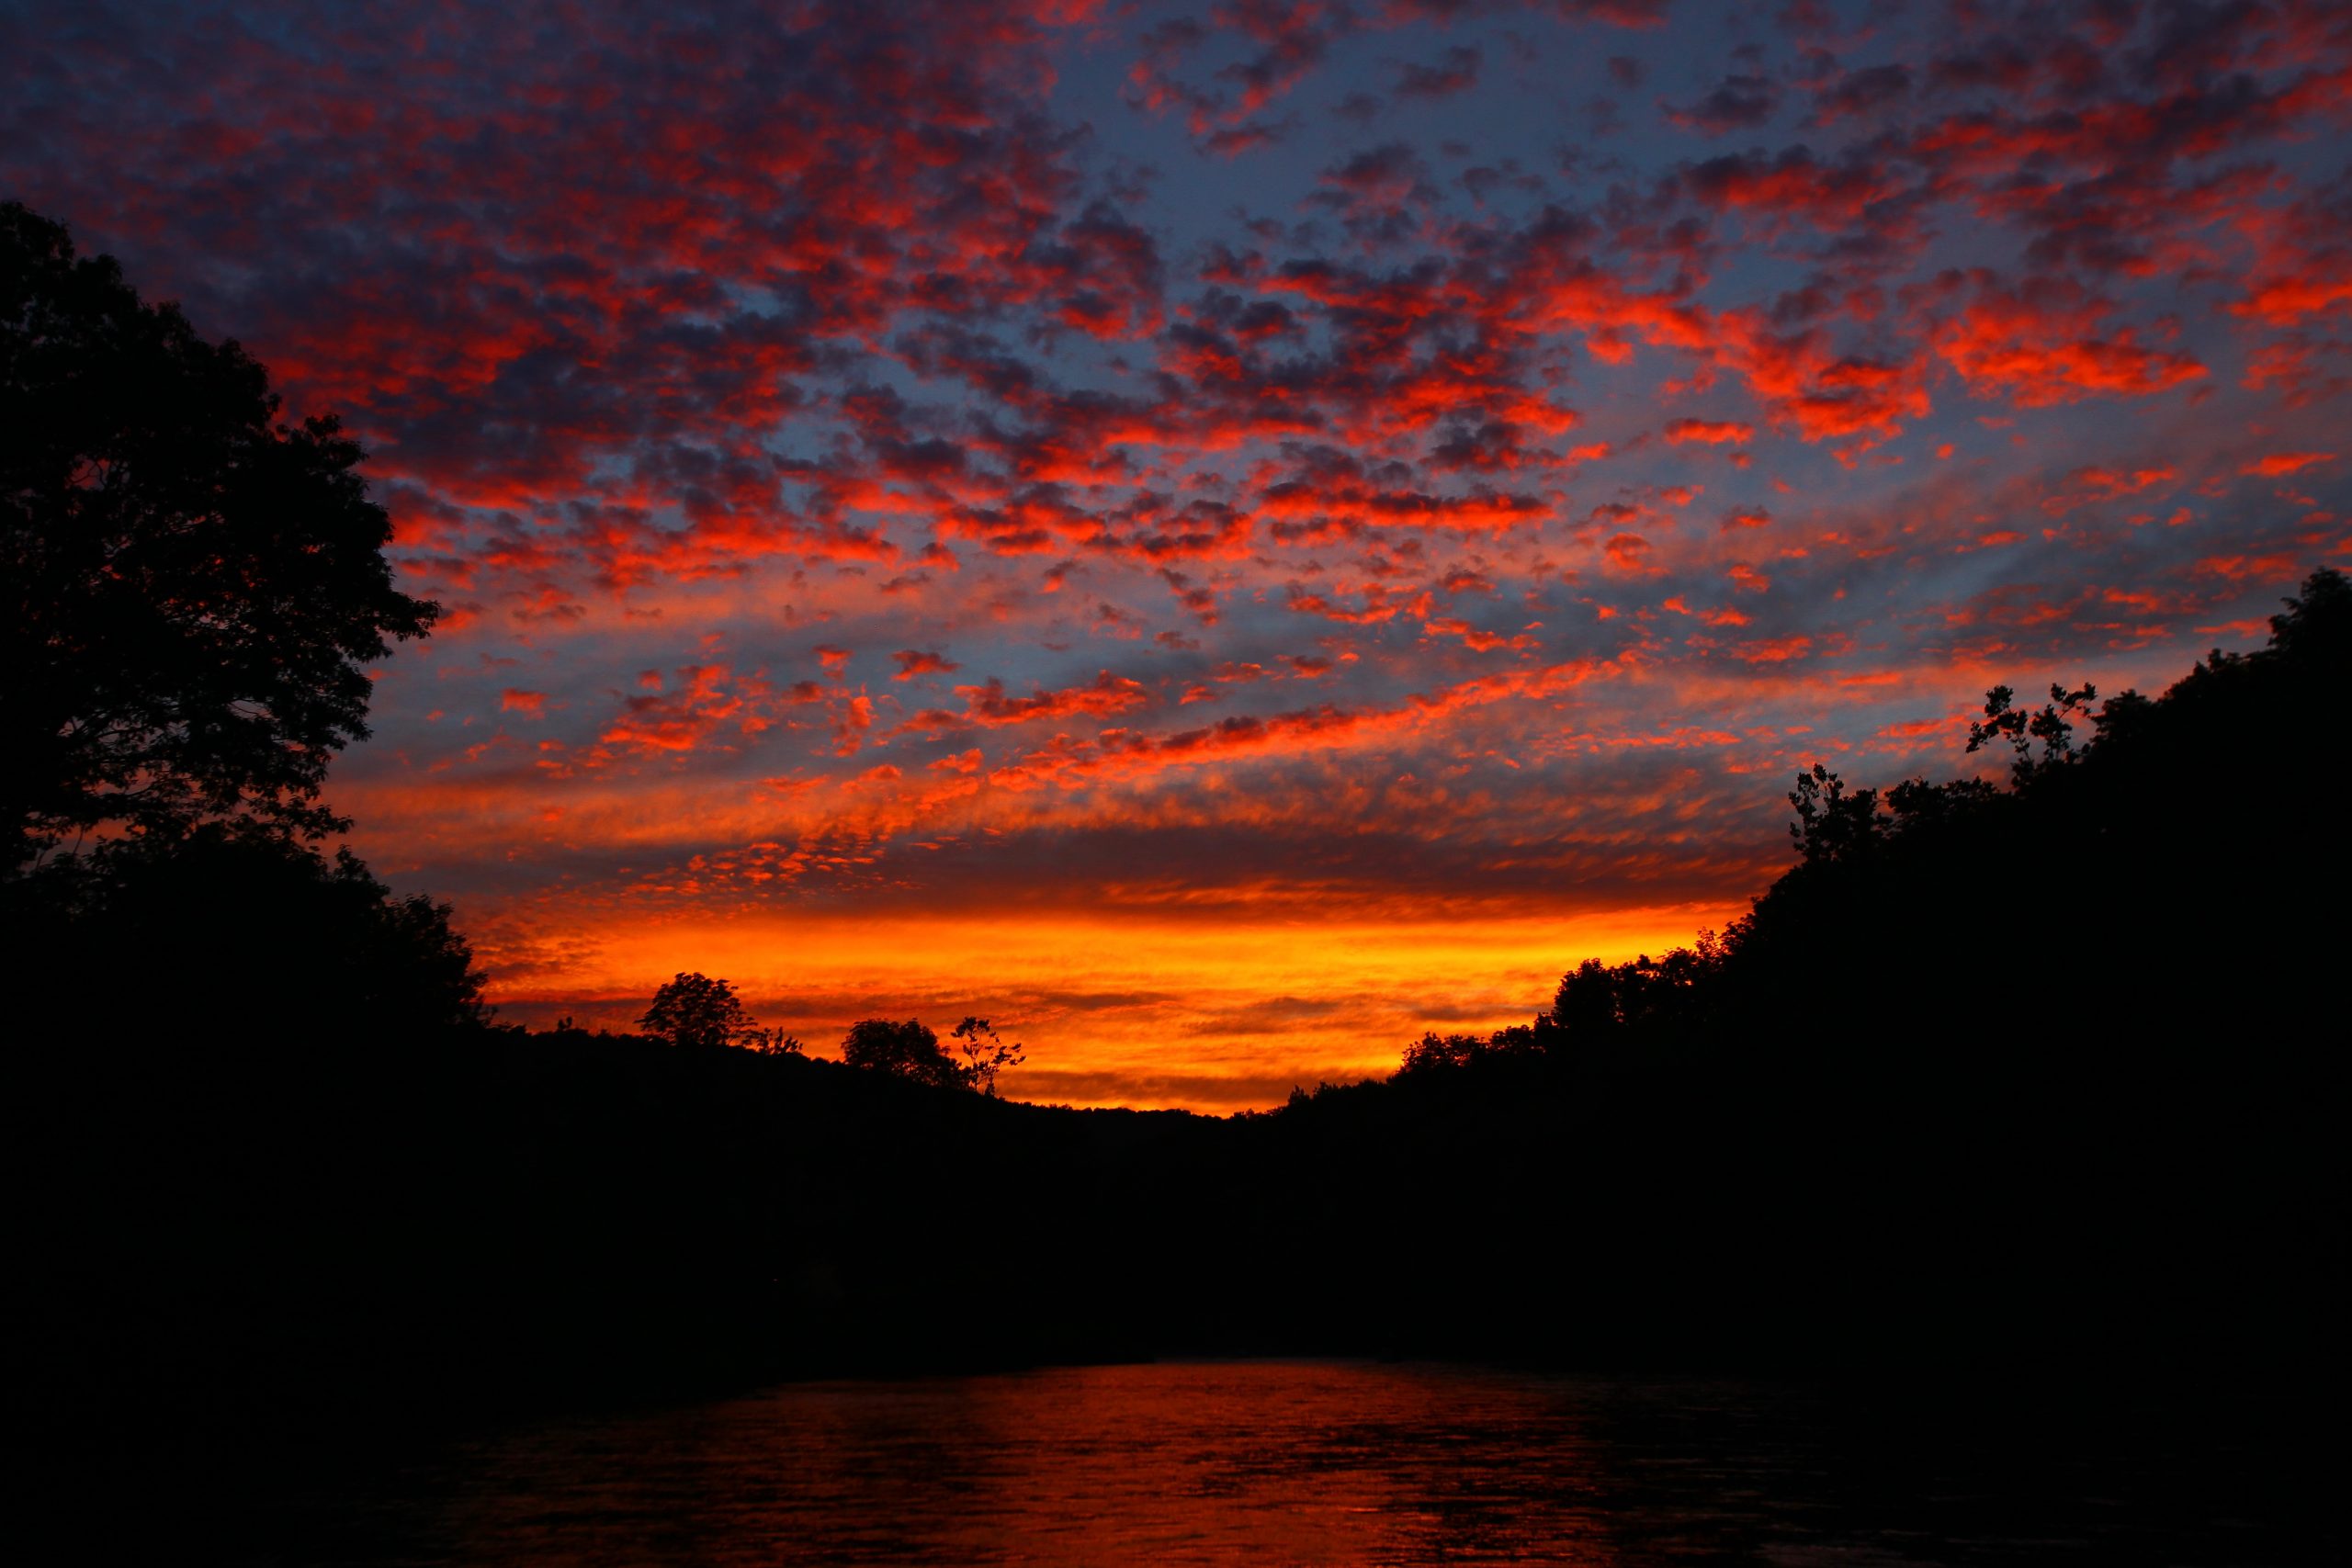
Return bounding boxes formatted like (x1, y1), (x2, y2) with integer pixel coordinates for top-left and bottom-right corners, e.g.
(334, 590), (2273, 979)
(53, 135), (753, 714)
(1265, 570), (2346, 1371)
(19, 574), (2344, 1478)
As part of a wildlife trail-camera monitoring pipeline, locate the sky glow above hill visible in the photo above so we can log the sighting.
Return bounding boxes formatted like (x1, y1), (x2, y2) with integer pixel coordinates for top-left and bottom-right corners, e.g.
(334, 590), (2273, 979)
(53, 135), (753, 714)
(8, 0), (2348, 1105)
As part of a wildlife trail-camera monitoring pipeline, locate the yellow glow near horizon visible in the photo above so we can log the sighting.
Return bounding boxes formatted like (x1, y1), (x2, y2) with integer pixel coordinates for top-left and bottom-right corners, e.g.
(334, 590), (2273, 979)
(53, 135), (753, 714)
(475, 901), (1747, 1111)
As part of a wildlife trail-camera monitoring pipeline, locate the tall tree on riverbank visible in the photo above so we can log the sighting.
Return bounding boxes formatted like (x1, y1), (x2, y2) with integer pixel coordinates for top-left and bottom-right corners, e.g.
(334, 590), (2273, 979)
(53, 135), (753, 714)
(4, 202), (481, 1039)
(1, 201), (436, 868)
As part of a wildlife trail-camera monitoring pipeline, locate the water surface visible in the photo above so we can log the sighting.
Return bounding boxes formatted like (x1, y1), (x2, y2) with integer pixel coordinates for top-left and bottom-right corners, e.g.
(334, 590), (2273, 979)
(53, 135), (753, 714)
(260, 1360), (2324, 1565)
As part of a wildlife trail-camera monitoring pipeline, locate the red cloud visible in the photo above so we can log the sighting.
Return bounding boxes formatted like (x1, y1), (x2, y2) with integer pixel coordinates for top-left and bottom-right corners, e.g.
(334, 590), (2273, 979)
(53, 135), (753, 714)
(1736, 635), (1813, 665)
(1602, 533), (1657, 573)
(1684, 147), (1899, 226)
(1666, 418), (1756, 446)
(892, 649), (963, 681)
(2243, 452), (2335, 477)
(955, 671), (1157, 727)
(2041, 465), (2178, 515)
(597, 664), (795, 760)
(1423, 617), (1539, 653)
(832, 694), (876, 757)
(1930, 277), (2206, 407)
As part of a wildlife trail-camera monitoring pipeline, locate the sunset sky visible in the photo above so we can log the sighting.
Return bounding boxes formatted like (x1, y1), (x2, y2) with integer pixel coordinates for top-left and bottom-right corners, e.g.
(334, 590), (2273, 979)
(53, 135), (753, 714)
(9, 0), (2347, 1106)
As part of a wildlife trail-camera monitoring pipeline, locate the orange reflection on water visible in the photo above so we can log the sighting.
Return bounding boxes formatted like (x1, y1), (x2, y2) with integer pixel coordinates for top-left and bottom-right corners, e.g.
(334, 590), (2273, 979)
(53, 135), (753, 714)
(428, 1362), (1622, 1565)
(254, 1359), (2305, 1563)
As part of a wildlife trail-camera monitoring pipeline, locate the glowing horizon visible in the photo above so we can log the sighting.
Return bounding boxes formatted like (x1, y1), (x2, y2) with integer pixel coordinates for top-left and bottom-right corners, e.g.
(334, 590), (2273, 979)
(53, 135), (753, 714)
(461, 901), (1757, 1110)
(10, 0), (2346, 1106)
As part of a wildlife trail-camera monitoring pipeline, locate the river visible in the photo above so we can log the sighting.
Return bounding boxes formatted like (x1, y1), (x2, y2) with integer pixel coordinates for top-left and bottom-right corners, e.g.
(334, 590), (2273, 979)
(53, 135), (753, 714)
(249, 1359), (2326, 1564)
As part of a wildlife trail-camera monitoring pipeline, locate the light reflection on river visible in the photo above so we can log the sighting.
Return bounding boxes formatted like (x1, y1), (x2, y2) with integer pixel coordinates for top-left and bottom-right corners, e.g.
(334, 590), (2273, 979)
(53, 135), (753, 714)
(271, 1360), (2323, 1565)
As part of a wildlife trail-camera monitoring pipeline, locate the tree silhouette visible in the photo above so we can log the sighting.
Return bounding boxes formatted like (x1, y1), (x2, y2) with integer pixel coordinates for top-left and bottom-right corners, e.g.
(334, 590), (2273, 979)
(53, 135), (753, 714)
(1399, 1030), (1498, 1074)
(839, 1015), (1025, 1092)
(1547, 932), (1730, 1044)
(1787, 763), (1886, 866)
(639, 973), (760, 1050)
(14, 824), (488, 1042)
(950, 1015), (1025, 1097)
(841, 1018), (965, 1089)
(2, 201), (436, 866)
(1966, 681), (2098, 783)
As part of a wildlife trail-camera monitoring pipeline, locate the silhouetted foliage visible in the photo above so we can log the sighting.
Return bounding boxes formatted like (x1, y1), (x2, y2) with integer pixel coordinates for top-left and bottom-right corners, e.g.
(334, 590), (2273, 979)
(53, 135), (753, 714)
(1967, 681), (2099, 783)
(639, 972), (761, 1051)
(1398, 1031), (1489, 1075)
(13, 824), (487, 1041)
(1384, 567), (2352, 1093)
(950, 1015), (1025, 1096)
(1296, 572), (2345, 1378)
(1785, 762), (1886, 865)
(745, 1025), (807, 1056)
(1, 202), (435, 866)
(842, 1017), (953, 1087)
(839, 1016), (1017, 1091)
(1548, 931), (1731, 1043)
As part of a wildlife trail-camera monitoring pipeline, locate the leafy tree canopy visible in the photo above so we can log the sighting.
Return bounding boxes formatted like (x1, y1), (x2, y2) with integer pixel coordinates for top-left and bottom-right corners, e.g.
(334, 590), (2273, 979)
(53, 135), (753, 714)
(14, 824), (487, 1041)
(2, 201), (436, 866)
(842, 1019), (962, 1090)
(842, 1016), (1024, 1094)
(640, 972), (762, 1051)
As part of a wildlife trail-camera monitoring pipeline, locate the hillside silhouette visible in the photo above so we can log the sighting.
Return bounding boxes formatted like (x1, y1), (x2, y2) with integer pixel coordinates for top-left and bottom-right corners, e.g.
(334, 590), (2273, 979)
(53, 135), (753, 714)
(1262, 570), (2347, 1370)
